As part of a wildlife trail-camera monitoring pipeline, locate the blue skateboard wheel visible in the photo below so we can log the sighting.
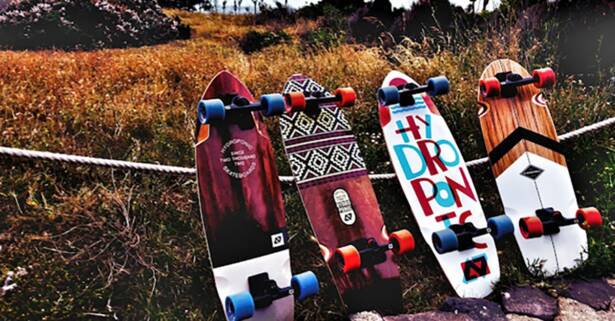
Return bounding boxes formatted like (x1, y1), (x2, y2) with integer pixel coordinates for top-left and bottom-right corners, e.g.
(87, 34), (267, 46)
(225, 291), (255, 321)
(378, 86), (400, 105)
(261, 94), (286, 116)
(488, 215), (514, 241)
(432, 228), (459, 254)
(198, 99), (226, 124)
(427, 76), (450, 96)
(291, 271), (320, 301)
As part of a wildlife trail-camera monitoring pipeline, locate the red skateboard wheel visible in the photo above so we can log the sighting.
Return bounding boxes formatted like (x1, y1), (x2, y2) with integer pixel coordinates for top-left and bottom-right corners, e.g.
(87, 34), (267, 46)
(576, 207), (603, 229)
(520, 216), (544, 239)
(480, 77), (501, 98)
(532, 68), (556, 89)
(335, 245), (361, 273)
(285, 92), (306, 113)
(335, 87), (357, 108)
(389, 229), (415, 255)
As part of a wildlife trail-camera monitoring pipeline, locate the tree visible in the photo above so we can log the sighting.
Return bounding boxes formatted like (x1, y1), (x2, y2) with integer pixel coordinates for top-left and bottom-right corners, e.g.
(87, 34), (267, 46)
(252, 0), (259, 15)
(158, 0), (211, 10)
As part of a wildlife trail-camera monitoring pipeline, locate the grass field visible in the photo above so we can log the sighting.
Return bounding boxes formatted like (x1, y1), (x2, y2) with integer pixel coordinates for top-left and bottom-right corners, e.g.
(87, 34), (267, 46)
(0, 8), (614, 321)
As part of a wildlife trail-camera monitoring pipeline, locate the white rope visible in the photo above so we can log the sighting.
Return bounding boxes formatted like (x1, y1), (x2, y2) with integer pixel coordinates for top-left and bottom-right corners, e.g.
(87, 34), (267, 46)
(1, 116), (613, 182)
(0, 147), (195, 175)
(559, 117), (615, 140)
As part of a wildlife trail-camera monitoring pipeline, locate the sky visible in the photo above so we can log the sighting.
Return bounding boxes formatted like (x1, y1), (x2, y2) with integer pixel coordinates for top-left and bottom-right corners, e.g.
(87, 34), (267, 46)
(271, 0), (501, 11)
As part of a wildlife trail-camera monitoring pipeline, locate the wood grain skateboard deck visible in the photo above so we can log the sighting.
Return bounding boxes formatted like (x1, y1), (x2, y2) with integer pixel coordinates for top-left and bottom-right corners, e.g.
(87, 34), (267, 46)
(279, 74), (403, 314)
(379, 70), (501, 298)
(477, 59), (594, 275)
(195, 71), (293, 320)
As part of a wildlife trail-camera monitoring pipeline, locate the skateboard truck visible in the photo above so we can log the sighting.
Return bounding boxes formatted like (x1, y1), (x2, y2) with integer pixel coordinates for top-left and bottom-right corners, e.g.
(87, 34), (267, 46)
(480, 68), (556, 98)
(284, 87), (356, 113)
(198, 92), (289, 124)
(519, 207), (602, 239)
(199, 88), (357, 124)
(225, 271), (320, 321)
(378, 76), (449, 107)
(432, 215), (514, 254)
(335, 230), (414, 273)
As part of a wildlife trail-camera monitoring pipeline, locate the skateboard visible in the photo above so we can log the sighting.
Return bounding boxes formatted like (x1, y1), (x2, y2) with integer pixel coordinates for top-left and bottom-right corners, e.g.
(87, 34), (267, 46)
(194, 70), (319, 321)
(279, 74), (414, 314)
(477, 59), (603, 276)
(378, 70), (513, 298)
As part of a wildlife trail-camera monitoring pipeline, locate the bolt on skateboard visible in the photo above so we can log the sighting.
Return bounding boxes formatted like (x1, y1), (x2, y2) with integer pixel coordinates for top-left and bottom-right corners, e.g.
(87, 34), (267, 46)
(477, 59), (602, 276)
(279, 74), (414, 315)
(195, 71), (319, 321)
(378, 70), (513, 298)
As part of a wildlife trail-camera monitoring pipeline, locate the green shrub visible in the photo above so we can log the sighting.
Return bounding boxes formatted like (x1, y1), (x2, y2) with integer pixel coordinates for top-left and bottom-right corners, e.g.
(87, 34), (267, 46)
(239, 29), (291, 53)
(0, 0), (191, 51)
(300, 4), (347, 49)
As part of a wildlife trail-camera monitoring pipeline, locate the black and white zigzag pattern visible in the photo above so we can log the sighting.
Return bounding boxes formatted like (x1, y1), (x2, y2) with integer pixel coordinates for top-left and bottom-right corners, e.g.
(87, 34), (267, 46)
(283, 76), (328, 96)
(280, 76), (366, 184)
(287, 143), (365, 183)
(280, 78), (352, 140)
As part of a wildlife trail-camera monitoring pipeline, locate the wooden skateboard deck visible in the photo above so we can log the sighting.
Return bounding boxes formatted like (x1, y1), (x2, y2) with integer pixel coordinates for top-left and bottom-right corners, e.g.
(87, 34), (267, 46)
(195, 71), (293, 320)
(379, 71), (500, 298)
(279, 75), (403, 314)
(477, 59), (587, 275)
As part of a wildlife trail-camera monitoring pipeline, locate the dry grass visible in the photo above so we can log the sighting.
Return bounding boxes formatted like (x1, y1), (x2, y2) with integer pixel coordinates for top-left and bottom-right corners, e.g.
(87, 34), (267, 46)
(0, 10), (613, 321)
(165, 9), (267, 43)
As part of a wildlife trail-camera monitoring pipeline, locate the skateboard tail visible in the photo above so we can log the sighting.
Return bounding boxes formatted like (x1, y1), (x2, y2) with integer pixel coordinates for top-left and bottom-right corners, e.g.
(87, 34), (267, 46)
(496, 152), (587, 275)
(213, 251), (293, 321)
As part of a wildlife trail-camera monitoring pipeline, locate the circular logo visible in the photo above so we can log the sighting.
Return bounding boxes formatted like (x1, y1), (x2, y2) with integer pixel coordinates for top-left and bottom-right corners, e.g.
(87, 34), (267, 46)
(533, 93), (548, 106)
(219, 139), (257, 179)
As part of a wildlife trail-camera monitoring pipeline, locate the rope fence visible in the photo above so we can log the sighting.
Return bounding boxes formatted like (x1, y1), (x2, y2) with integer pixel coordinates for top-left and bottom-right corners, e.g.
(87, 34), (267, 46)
(1, 116), (614, 183)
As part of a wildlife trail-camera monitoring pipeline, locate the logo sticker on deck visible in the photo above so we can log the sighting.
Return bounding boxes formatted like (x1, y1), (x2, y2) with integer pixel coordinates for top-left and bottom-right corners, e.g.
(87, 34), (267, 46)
(333, 189), (356, 225)
(271, 232), (285, 248)
(461, 254), (490, 283)
(521, 165), (544, 180)
(219, 139), (257, 179)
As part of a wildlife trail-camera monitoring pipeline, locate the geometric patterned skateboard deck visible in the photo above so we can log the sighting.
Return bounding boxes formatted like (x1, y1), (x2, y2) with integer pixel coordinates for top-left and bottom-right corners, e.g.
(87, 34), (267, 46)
(195, 71), (293, 320)
(280, 74), (403, 314)
(477, 59), (588, 275)
(379, 70), (500, 298)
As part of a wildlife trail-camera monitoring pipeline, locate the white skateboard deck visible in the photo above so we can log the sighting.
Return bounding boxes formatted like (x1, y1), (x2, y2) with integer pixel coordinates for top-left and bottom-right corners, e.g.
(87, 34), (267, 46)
(379, 70), (500, 298)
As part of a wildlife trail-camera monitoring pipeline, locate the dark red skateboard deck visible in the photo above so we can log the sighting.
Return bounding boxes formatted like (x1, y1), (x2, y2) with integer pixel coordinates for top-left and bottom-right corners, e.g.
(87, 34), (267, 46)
(195, 71), (293, 321)
(279, 74), (403, 314)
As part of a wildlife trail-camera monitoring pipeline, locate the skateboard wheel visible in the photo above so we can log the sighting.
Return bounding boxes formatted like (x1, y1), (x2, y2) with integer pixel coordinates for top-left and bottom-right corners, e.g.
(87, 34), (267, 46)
(389, 229), (415, 255)
(426, 76), (450, 96)
(261, 93), (286, 116)
(291, 271), (320, 301)
(487, 215), (514, 240)
(519, 216), (544, 239)
(225, 291), (255, 321)
(378, 86), (400, 105)
(432, 229), (459, 254)
(285, 92), (306, 113)
(335, 245), (361, 273)
(480, 77), (501, 98)
(335, 87), (357, 108)
(533, 67), (556, 89)
(198, 99), (226, 124)
(576, 207), (603, 229)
